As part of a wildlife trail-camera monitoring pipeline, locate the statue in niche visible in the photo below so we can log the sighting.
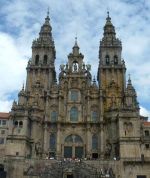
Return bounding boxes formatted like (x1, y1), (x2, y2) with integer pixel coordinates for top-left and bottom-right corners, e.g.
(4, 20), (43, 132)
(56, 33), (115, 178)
(111, 95), (116, 108)
(104, 142), (112, 159)
(73, 62), (78, 72)
(82, 63), (85, 70)
(35, 141), (42, 157)
(64, 81), (68, 90)
(33, 92), (39, 106)
(66, 63), (68, 70)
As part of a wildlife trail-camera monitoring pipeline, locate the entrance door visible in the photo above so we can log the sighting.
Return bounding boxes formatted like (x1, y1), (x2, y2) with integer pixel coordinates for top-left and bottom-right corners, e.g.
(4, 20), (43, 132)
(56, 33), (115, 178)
(64, 146), (72, 158)
(75, 146), (83, 158)
(64, 135), (84, 158)
(67, 175), (73, 178)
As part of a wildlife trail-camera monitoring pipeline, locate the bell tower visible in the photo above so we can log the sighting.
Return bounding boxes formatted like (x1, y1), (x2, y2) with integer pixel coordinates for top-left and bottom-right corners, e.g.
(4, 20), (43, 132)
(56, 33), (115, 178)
(26, 11), (56, 92)
(97, 12), (126, 110)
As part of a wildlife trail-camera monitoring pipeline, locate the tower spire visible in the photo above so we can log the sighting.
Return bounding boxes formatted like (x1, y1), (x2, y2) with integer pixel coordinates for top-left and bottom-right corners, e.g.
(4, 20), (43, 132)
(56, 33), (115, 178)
(99, 12), (122, 48)
(32, 9), (54, 48)
(104, 12), (115, 37)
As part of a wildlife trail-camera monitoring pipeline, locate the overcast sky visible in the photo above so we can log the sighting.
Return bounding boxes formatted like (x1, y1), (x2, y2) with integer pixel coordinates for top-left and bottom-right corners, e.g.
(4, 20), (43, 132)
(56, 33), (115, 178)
(0, 0), (150, 119)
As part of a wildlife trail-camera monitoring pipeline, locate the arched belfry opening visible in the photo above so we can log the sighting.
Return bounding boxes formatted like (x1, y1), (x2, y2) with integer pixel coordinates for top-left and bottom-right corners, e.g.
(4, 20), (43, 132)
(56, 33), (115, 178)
(114, 55), (118, 64)
(43, 55), (48, 65)
(105, 55), (110, 65)
(35, 55), (39, 65)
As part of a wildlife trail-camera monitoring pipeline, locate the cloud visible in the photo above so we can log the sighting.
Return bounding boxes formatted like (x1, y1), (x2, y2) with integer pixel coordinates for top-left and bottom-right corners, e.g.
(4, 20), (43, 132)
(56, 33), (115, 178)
(0, 32), (27, 102)
(0, 100), (12, 112)
(140, 106), (150, 121)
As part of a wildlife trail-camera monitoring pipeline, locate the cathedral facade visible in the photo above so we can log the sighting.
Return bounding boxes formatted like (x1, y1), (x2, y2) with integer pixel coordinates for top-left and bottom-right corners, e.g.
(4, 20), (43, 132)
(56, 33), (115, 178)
(1, 12), (150, 178)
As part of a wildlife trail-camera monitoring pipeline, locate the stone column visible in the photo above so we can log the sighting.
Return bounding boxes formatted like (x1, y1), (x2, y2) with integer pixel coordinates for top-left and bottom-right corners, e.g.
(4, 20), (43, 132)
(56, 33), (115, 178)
(56, 123), (61, 159)
(99, 88), (105, 159)
(86, 124), (91, 159)
(43, 123), (48, 154)
(100, 123), (104, 159)
(43, 96), (49, 155)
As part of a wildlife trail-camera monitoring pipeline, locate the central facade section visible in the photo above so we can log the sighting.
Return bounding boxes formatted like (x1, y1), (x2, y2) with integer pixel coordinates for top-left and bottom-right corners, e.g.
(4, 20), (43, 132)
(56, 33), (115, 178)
(47, 39), (100, 159)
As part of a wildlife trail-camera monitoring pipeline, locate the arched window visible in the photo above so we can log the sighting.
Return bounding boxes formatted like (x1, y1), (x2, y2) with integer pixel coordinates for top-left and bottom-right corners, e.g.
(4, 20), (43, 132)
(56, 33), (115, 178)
(51, 111), (58, 122)
(43, 55), (48, 65)
(145, 130), (149, 136)
(65, 135), (73, 143)
(70, 107), (78, 121)
(114, 55), (118, 64)
(92, 134), (98, 150)
(91, 111), (98, 122)
(105, 55), (110, 65)
(74, 135), (83, 143)
(35, 55), (39, 65)
(19, 121), (23, 127)
(50, 133), (56, 150)
(14, 121), (18, 127)
(70, 90), (78, 101)
(65, 134), (83, 144)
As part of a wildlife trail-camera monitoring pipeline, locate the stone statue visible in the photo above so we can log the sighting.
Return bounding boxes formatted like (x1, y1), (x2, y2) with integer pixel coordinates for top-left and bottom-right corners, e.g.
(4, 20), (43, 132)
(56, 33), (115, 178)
(105, 143), (112, 158)
(35, 141), (42, 156)
(60, 64), (65, 71)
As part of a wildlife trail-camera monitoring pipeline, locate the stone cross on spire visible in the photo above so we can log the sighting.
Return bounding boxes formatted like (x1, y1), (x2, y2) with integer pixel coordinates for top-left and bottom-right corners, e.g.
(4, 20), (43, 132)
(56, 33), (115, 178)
(47, 7), (50, 17)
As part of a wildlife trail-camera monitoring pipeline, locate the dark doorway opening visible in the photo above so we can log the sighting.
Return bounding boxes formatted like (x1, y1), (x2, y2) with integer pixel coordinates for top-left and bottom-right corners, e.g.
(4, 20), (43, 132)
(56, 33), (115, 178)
(92, 153), (98, 159)
(75, 146), (83, 158)
(49, 152), (55, 158)
(67, 174), (73, 178)
(0, 164), (6, 178)
(64, 146), (72, 158)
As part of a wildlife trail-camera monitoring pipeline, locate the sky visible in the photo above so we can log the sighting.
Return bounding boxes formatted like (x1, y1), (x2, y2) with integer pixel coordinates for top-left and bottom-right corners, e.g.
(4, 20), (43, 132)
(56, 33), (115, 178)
(0, 0), (150, 120)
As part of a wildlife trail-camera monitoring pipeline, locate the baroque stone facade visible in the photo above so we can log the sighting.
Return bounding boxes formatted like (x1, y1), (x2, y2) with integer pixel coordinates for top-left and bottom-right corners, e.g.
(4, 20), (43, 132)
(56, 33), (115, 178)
(0, 12), (150, 178)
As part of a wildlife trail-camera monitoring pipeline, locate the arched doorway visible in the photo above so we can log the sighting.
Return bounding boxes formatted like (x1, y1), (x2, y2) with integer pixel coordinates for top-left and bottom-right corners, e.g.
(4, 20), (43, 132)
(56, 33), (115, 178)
(64, 134), (84, 158)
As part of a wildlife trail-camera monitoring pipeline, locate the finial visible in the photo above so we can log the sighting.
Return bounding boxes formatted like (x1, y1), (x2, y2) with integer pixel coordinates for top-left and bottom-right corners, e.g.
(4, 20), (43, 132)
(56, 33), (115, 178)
(106, 10), (111, 22)
(47, 7), (50, 17)
(75, 31), (78, 45)
(107, 11), (109, 18)
(128, 74), (130, 79)
(93, 76), (97, 87)
(22, 82), (24, 90)
(75, 36), (77, 44)
(74, 34), (79, 48)
(128, 74), (132, 84)
(45, 7), (50, 24)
